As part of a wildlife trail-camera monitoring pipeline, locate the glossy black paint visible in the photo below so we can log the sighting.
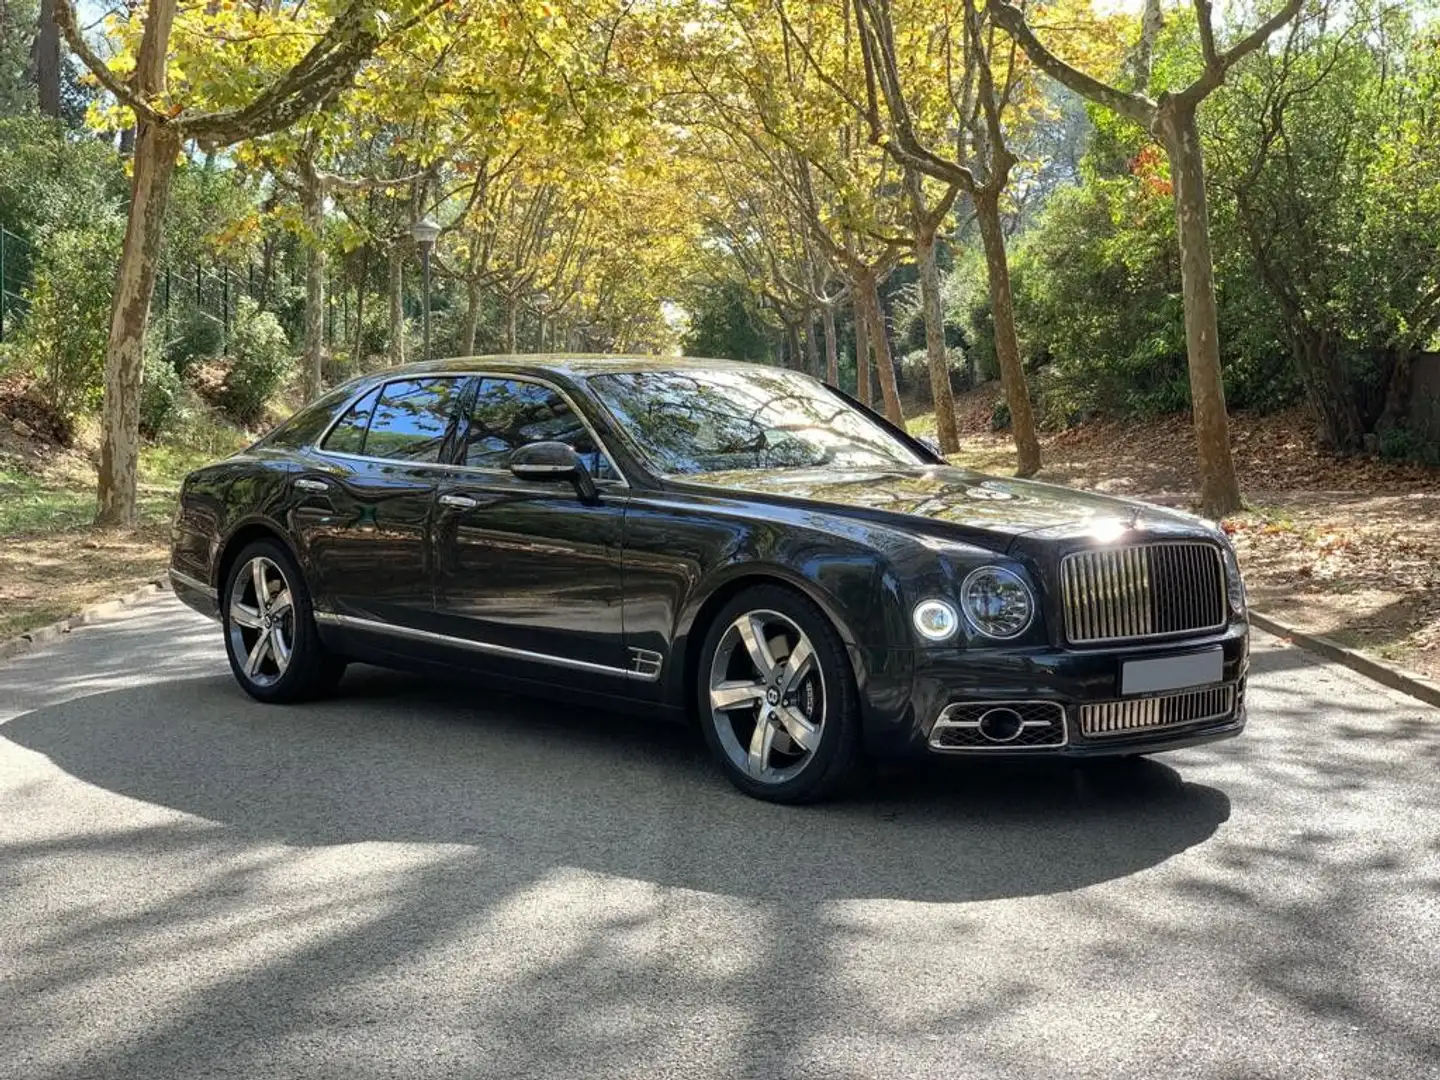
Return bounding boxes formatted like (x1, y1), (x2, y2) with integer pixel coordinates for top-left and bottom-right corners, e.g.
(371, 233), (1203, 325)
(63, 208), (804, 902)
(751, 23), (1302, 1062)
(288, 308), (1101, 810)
(169, 355), (1250, 758)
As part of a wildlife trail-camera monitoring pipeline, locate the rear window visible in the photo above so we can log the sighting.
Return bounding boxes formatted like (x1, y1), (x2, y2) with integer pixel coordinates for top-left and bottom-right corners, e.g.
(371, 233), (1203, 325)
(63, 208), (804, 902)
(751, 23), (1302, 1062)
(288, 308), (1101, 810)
(362, 378), (466, 463)
(255, 381), (367, 450)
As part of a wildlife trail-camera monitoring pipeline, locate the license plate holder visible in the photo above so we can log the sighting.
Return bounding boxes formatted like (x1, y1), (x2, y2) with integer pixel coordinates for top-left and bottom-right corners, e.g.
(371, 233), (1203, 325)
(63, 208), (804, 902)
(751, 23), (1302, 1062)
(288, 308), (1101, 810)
(1122, 648), (1223, 696)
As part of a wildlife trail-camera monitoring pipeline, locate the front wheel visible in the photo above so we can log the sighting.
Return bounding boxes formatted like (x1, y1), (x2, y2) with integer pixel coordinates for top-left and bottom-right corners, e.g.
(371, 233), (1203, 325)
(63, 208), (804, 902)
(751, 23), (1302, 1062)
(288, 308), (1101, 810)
(697, 584), (863, 803)
(222, 539), (345, 703)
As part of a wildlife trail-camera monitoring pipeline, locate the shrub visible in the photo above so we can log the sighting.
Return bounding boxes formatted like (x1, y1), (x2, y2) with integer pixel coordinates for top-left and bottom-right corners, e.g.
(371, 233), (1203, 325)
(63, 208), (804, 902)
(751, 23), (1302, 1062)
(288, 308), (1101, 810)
(164, 310), (225, 375)
(218, 298), (293, 425)
(140, 348), (186, 439)
(10, 223), (122, 426)
(1377, 424), (1440, 466)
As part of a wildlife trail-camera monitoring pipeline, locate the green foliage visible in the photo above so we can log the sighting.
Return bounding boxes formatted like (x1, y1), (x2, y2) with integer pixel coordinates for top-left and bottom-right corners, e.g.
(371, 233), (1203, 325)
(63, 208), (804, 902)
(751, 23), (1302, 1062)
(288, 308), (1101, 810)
(140, 349), (186, 439)
(165, 311), (225, 374)
(683, 280), (776, 362)
(1377, 425), (1440, 467)
(10, 220), (124, 425)
(218, 298), (293, 425)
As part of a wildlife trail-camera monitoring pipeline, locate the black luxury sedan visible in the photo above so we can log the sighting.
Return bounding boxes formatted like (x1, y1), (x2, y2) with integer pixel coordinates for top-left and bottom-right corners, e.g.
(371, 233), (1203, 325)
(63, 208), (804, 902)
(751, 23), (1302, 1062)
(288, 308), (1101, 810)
(168, 356), (1249, 802)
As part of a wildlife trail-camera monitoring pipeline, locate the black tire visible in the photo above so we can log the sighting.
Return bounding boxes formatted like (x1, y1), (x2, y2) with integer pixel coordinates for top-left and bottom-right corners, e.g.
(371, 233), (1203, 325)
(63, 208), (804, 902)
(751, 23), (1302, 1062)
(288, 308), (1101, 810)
(696, 583), (864, 804)
(222, 538), (345, 704)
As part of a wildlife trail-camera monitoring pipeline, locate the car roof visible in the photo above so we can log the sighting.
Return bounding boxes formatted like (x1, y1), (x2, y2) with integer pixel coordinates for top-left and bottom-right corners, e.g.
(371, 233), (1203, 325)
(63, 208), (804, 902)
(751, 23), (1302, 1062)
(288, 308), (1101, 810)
(375, 354), (774, 381)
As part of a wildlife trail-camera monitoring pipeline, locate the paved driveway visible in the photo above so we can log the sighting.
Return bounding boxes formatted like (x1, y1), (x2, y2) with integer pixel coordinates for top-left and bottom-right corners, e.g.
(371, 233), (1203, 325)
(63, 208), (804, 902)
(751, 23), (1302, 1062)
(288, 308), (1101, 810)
(1, 594), (1437, 1079)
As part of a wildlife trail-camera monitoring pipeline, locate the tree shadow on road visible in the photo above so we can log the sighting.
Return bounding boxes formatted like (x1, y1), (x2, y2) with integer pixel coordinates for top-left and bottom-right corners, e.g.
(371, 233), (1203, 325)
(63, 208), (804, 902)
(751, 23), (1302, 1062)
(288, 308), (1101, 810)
(0, 666), (1230, 904)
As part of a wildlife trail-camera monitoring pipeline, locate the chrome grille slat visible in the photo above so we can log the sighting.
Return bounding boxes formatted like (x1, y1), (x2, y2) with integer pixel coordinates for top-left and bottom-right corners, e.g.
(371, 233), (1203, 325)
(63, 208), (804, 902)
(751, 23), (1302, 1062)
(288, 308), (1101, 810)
(1060, 541), (1226, 644)
(1081, 684), (1236, 737)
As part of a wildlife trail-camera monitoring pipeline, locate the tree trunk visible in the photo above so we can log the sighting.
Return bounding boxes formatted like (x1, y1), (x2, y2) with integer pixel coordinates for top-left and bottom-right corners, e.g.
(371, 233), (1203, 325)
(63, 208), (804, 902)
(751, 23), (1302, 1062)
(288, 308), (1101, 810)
(460, 278), (481, 356)
(916, 226), (960, 454)
(504, 294), (518, 352)
(1376, 346), (1415, 436)
(300, 180), (326, 400)
(853, 292), (872, 406)
(859, 274), (904, 426)
(822, 303), (839, 386)
(94, 125), (181, 525)
(350, 249), (367, 367)
(387, 246), (405, 366)
(974, 190), (1041, 477)
(34, 0), (61, 117)
(1159, 105), (1241, 515)
(93, 0), (179, 527)
(785, 319), (802, 373)
(803, 311), (821, 378)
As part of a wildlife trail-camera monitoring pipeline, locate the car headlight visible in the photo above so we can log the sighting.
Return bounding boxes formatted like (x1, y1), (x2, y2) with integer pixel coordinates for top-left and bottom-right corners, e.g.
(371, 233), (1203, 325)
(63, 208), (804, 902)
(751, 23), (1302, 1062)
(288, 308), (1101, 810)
(960, 566), (1035, 639)
(912, 598), (961, 642)
(1220, 540), (1247, 616)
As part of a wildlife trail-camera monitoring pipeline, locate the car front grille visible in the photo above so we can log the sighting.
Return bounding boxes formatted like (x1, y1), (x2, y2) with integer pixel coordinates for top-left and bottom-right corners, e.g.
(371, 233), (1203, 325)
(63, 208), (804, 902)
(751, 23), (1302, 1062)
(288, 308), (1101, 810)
(1080, 683), (1236, 738)
(929, 701), (1067, 751)
(1060, 541), (1227, 644)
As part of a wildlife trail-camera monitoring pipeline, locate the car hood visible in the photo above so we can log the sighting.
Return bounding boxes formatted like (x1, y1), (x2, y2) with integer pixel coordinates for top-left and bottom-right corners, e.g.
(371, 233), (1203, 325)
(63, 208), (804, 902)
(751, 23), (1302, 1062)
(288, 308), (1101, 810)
(675, 465), (1211, 549)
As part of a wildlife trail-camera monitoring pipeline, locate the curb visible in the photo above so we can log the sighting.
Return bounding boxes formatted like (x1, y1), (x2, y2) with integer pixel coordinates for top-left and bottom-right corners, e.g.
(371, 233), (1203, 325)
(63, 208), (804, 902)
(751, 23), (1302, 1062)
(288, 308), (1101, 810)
(1250, 610), (1440, 710)
(0, 580), (169, 664)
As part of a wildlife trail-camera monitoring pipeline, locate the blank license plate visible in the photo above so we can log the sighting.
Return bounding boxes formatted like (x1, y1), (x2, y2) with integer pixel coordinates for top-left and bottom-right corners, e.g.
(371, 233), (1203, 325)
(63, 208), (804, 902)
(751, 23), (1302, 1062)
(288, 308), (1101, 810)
(1122, 649), (1223, 696)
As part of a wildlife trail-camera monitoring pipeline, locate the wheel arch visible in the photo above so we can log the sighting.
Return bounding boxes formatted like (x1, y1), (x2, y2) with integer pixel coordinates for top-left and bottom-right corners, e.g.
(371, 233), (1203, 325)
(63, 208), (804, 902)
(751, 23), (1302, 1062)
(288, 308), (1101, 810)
(213, 517), (300, 598)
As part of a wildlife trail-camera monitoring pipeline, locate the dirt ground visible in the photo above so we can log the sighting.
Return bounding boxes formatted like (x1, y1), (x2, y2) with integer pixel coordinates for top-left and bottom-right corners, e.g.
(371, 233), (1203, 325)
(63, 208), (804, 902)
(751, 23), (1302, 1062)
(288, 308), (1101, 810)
(937, 385), (1440, 682)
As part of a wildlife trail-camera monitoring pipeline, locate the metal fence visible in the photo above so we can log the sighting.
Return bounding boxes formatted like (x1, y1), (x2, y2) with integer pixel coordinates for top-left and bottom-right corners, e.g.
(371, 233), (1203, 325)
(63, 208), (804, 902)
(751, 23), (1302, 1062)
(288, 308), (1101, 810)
(0, 226), (31, 344)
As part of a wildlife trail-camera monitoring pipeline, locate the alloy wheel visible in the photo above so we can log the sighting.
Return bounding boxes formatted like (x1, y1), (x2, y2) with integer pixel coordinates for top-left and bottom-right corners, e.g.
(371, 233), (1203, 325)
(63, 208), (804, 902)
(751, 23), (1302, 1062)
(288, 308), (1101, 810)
(228, 556), (295, 688)
(707, 608), (825, 784)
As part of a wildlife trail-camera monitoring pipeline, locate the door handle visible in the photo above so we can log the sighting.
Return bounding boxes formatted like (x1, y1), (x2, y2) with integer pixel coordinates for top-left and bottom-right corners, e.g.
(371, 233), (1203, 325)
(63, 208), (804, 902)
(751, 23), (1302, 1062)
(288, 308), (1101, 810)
(295, 478), (330, 492)
(438, 493), (478, 510)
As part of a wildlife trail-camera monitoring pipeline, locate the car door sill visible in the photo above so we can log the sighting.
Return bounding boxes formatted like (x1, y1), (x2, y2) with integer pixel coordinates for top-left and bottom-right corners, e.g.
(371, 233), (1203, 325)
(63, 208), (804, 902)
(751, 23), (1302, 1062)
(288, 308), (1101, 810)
(313, 611), (659, 681)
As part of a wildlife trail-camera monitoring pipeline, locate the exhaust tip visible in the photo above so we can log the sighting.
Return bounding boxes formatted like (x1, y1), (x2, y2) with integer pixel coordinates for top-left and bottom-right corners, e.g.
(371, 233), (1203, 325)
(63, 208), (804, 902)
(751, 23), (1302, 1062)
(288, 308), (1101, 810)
(977, 707), (1025, 743)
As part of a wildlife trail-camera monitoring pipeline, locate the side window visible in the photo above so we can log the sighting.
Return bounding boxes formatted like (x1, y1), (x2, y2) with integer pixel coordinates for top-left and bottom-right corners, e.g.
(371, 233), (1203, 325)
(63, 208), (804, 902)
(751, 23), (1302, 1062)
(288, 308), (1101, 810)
(320, 386), (380, 455)
(362, 378), (465, 464)
(464, 378), (617, 480)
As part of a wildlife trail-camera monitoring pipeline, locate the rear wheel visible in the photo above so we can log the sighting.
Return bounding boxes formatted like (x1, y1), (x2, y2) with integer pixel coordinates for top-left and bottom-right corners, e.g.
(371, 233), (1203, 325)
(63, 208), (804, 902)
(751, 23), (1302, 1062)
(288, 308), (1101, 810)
(697, 584), (863, 803)
(223, 539), (345, 703)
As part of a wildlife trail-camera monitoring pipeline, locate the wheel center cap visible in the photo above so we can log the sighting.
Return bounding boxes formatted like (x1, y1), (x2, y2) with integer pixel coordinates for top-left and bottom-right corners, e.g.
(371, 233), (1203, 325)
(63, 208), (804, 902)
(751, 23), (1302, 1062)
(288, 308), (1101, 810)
(766, 687), (780, 705)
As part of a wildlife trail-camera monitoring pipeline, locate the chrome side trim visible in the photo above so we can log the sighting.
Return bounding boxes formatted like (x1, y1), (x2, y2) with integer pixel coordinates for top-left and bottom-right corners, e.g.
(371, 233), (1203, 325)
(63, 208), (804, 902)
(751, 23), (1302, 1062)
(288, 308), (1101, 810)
(168, 568), (217, 600)
(312, 611), (655, 681)
(928, 700), (1068, 752)
(310, 371), (629, 488)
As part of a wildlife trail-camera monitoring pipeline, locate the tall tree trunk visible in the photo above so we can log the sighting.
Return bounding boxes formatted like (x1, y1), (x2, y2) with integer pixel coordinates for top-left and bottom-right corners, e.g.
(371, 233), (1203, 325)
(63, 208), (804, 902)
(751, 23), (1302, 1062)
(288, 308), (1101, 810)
(460, 278), (482, 356)
(505, 294), (518, 352)
(974, 190), (1041, 477)
(916, 226), (960, 454)
(803, 310), (821, 378)
(33, 0), (61, 117)
(859, 274), (904, 426)
(300, 179), (326, 400)
(1376, 346), (1415, 436)
(1158, 104), (1241, 515)
(93, 0), (178, 527)
(853, 291), (872, 406)
(387, 246), (405, 366)
(784, 319), (802, 373)
(822, 303), (839, 386)
(350, 248), (367, 366)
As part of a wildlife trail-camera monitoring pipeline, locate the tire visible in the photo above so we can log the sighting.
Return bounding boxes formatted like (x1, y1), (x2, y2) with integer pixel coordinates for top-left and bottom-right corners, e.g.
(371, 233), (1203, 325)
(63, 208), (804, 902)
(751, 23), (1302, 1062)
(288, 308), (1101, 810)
(696, 583), (864, 803)
(222, 538), (346, 704)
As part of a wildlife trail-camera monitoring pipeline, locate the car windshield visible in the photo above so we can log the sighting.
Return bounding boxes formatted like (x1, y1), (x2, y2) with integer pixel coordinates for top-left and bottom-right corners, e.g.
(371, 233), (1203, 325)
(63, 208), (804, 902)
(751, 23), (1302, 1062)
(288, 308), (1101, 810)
(586, 367), (926, 475)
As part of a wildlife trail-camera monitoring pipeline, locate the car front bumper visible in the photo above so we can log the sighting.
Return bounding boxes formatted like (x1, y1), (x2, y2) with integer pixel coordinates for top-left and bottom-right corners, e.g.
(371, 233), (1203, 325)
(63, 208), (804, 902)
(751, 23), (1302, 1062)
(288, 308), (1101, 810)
(856, 618), (1250, 759)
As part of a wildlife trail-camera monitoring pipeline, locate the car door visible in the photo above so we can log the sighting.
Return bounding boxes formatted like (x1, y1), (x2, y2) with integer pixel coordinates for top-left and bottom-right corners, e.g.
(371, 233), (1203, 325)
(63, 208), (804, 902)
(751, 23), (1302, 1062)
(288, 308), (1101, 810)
(429, 375), (630, 684)
(291, 375), (469, 629)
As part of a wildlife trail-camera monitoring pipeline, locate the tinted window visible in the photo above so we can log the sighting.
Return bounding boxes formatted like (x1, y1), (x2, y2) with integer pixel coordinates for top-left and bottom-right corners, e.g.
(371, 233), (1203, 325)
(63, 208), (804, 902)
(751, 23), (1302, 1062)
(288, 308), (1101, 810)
(321, 386), (380, 455)
(363, 378), (465, 463)
(258, 382), (363, 450)
(586, 368), (925, 475)
(463, 378), (616, 480)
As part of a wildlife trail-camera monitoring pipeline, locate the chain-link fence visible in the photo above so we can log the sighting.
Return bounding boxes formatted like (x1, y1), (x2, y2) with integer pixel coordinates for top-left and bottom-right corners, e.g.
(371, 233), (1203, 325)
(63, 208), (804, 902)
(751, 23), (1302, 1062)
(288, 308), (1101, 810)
(0, 226), (31, 344)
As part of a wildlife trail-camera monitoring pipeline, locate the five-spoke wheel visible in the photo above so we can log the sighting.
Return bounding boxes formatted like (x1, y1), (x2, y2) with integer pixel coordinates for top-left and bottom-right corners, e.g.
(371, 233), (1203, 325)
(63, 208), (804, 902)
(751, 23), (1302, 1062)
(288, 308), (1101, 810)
(222, 539), (345, 703)
(698, 585), (861, 803)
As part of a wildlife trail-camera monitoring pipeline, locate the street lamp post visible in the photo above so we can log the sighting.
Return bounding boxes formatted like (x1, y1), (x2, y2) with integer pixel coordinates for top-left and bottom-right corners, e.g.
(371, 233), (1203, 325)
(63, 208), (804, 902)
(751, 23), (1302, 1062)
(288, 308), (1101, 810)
(411, 215), (441, 362)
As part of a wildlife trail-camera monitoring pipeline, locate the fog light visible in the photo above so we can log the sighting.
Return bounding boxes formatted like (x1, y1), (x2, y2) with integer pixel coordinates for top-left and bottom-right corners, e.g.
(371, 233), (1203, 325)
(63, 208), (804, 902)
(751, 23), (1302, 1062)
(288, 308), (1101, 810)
(912, 599), (960, 642)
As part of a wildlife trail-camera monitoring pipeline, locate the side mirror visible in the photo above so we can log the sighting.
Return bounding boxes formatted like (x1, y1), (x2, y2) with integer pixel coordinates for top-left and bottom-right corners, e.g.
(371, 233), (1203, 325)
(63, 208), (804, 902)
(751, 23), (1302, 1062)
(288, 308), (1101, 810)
(509, 441), (599, 502)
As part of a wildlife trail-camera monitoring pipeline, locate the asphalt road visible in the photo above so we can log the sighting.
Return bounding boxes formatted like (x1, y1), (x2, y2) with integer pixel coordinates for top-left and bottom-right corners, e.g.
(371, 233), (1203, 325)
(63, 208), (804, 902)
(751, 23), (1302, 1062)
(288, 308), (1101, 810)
(1, 594), (1437, 1080)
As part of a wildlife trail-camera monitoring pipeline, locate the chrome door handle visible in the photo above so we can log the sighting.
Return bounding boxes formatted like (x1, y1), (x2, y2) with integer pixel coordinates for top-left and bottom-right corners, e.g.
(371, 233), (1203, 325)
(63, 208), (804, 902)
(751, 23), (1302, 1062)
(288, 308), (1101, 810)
(295, 478), (330, 492)
(438, 493), (478, 510)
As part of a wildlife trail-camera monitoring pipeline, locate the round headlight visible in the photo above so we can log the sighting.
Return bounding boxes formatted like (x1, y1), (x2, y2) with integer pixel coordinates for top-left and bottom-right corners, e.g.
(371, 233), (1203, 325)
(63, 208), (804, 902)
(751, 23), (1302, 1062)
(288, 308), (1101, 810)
(912, 598), (960, 642)
(960, 566), (1035, 639)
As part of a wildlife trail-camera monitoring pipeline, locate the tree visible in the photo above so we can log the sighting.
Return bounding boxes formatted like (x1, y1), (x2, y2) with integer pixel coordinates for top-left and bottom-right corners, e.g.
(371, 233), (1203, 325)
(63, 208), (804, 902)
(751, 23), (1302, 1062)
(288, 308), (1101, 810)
(840, 0), (1046, 470)
(53, 0), (425, 525)
(32, 0), (59, 116)
(990, 0), (1303, 516)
